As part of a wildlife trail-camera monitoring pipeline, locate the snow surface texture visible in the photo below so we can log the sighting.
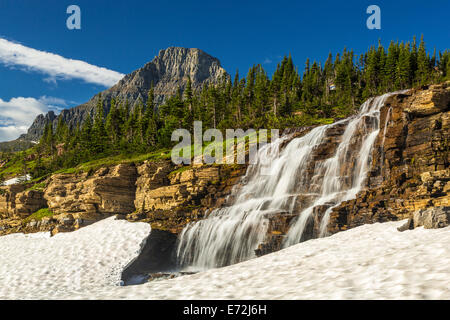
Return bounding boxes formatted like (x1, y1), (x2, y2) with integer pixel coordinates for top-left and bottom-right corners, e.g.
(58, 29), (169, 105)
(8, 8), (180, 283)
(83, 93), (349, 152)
(0, 217), (449, 299)
(0, 217), (150, 299)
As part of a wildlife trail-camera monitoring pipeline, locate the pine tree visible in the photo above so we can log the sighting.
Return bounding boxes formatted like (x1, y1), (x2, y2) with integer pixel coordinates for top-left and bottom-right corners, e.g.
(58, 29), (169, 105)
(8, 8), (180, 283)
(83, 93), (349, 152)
(55, 116), (69, 144)
(416, 35), (430, 85)
(105, 97), (120, 147)
(92, 95), (108, 154)
(80, 116), (93, 154)
(396, 42), (412, 89)
(184, 77), (194, 130)
(385, 41), (399, 90)
(42, 122), (55, 155)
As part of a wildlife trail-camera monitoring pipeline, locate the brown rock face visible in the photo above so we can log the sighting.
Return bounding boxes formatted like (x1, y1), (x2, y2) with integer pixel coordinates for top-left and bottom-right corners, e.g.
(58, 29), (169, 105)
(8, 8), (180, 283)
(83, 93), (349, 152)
(0, 185), (26, 218)
(328, 82), (450, 234)
(0, 159), (247, 237)
(411, 206), (450, 229)
(0, 185), (46, 219)
(252, 83), (450, 256)
(129, 162), (247, 233)
(44, 163), (138, 220)
(14, 190), (47, 218)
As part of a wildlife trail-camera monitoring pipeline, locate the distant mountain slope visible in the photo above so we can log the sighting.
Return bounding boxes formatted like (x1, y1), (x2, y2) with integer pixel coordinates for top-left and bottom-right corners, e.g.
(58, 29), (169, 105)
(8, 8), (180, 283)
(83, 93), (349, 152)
(2, 47), (227, 149)
(0, 139), (35, 153)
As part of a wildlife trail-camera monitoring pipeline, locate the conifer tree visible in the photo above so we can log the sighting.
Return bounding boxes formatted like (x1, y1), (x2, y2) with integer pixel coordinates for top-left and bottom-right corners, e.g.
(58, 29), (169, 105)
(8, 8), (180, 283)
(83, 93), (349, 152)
(416, 35), (430, 85)
(92, 95), (107, 154)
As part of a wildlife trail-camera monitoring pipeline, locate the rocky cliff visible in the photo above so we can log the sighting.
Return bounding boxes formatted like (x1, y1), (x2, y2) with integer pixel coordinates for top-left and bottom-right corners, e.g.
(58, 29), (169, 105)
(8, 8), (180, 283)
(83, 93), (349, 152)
(256, 82), (450, 255)
(327, 82), (449, 233)
(0, 161), (246, 236)
(14, 47), (227, 143)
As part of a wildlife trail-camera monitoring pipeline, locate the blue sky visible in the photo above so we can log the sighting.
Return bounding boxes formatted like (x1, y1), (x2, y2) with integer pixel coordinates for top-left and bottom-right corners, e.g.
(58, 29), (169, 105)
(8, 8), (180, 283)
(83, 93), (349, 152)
(0, 0), (449, 142)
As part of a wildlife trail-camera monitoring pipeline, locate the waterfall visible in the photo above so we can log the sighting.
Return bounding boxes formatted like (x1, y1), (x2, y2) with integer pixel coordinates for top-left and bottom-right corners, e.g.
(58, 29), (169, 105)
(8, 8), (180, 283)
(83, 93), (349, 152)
(177, 92), (399, 271)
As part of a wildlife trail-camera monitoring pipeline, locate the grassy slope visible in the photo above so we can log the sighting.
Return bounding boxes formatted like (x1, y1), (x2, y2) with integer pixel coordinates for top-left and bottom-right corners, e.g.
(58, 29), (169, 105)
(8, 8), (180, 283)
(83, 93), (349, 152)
(0, 115), (335, 182)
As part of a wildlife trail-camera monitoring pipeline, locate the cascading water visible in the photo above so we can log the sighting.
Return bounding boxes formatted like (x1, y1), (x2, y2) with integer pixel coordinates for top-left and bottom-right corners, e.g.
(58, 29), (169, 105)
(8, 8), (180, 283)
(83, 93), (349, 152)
(177, 92), (401, 271)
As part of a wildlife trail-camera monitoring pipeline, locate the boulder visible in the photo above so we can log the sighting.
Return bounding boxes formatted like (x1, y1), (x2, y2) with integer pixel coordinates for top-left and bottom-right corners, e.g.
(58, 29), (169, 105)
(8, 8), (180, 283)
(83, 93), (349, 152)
(413, 206), (450, 229)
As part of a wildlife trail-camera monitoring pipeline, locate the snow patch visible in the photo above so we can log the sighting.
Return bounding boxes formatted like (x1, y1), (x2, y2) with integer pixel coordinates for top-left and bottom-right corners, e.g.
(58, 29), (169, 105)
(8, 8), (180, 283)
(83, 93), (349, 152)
(3, 174), (31, 185)
(0, 219), (449, 299)
(0, 217), (150, 299)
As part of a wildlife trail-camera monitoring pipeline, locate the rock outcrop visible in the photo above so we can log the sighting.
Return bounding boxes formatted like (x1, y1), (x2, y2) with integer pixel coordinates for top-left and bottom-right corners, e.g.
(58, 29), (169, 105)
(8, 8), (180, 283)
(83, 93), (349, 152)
(121, 229), (178, 285)
(0, 185), (46, 219)
(129, 162), (247, 233)
(0, 184), (27, 218)
(18, 112), (57, 142)
(14, 190), (47, 218)
(44, 163), (138, 220)
(0, 160), (247, 237)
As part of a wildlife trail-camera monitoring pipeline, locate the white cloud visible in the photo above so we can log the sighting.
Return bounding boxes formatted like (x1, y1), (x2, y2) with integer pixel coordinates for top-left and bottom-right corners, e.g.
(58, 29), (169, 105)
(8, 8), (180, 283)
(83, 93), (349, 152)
(0, 96), (67, 142)
(0, 38), (125, 87)
(0, 125), (29, 142)
(38, 96), (68, 107)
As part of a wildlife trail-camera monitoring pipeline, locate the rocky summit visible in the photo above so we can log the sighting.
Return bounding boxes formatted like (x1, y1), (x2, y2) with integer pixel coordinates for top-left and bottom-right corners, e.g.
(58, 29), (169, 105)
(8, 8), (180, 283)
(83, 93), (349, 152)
(11, 47), (227, 144)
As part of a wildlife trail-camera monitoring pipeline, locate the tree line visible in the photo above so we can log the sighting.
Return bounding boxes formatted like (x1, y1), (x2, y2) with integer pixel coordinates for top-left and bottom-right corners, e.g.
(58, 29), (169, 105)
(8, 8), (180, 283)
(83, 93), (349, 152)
(31, 35), (450, 178)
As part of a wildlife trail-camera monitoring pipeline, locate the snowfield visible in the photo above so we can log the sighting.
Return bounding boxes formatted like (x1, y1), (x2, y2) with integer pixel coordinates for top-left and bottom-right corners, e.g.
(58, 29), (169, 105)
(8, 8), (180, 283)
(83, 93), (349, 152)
(0, 217), (150, 299)
(0, 217), (449, 299)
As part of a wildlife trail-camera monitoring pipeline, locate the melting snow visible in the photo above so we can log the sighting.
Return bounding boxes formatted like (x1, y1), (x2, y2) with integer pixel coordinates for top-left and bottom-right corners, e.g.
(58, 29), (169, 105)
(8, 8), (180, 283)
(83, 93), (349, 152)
(0, 217), (448, 299)
(3, 174), (31, 186)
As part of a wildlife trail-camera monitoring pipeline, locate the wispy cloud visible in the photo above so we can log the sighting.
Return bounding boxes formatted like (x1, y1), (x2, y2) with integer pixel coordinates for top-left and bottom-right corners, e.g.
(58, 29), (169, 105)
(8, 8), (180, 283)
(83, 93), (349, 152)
(0, 96), (68, 142)
(0, 38), (125, 87)
(263, 58), (273, 64)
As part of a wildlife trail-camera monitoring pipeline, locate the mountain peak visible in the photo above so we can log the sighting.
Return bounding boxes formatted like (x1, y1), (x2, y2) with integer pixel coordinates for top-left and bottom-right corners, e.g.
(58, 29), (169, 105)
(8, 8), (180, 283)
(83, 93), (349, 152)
(12, 47), (227, 144)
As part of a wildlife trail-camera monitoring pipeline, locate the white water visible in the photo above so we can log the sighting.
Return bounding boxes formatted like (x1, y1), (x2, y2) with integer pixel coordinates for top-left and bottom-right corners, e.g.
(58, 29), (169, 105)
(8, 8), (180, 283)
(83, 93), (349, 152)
(285, 93), (395, 245)
(177, 92), (400, 271)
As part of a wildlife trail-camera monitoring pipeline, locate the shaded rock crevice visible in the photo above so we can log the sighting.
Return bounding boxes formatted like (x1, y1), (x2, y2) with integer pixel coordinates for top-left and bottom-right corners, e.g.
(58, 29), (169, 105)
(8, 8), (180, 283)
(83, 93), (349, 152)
(121, 229), (178, 285)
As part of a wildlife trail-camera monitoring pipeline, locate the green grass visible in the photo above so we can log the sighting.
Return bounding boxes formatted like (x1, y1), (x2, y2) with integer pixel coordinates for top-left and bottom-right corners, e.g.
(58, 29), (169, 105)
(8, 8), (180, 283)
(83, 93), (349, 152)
(0, 147), (50, 180)
(168, 165), (191, 178)
(0, 115), (337, 183)
(23, 208), (54, 223)
(26, 182), (47, 192)
(313, 118), (335, 125)
(54, 148), (172, 175)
